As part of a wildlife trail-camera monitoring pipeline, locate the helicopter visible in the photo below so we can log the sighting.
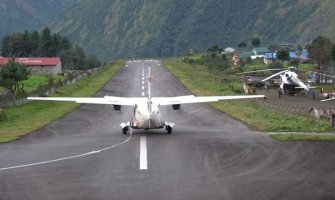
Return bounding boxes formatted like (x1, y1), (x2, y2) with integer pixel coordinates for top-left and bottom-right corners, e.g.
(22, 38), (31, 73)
(237, 66), (335, 98)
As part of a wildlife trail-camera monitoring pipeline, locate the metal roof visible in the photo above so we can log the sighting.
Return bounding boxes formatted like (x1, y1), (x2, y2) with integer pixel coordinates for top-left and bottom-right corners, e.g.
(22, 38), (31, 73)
(0, 57), (61, 66)
(264, 52), (277, 59)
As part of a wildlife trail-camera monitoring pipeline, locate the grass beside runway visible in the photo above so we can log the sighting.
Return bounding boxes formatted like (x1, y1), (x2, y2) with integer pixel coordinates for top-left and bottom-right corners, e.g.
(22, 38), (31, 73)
(0, 61), (123, 143)
(162, 59), (335, 141)
(271, 133), (335, 141)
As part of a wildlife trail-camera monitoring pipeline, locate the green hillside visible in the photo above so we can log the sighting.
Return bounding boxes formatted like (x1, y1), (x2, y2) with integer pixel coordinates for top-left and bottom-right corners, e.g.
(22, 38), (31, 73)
(2, 0), (335, 60)
(0, 0), (75, 37)
(52, 0), (335, 60)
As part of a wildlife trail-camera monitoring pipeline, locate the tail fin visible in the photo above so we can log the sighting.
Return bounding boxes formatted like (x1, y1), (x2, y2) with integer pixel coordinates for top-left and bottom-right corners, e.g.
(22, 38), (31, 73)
(147, 67), (152, 112)
(147, 67), (152, 99)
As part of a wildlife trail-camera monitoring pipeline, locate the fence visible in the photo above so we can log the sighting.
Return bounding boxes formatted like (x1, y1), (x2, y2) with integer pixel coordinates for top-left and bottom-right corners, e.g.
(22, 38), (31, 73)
(253, 99), (308, 115)
(251, 99), (328, 119)
(309, 108), (335, 119)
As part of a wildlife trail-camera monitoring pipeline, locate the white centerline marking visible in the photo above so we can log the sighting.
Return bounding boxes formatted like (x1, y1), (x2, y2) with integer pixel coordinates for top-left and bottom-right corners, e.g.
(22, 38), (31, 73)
(140, 135), (148, 170)
(142, 92), (145, 96)
(142, 86), (144, 90)
(142, 81), (144, 84)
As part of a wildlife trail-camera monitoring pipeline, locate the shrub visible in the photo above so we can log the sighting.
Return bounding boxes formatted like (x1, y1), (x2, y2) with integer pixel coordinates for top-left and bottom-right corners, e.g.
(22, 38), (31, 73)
(268, 61), (284, 69)
(0, 108), (6, 121)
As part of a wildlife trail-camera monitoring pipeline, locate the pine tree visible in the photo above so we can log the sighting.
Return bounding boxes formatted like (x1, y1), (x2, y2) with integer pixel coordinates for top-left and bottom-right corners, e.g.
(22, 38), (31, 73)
(41, 27), (52, 57)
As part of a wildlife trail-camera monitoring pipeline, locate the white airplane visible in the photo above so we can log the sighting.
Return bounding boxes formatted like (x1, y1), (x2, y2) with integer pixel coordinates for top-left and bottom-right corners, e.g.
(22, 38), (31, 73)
(28, 67), (265, 134)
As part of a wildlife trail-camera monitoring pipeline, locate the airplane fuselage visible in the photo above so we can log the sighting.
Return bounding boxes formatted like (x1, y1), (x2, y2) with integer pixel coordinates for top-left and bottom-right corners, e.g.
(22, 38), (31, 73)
(131, 102), (164, 130)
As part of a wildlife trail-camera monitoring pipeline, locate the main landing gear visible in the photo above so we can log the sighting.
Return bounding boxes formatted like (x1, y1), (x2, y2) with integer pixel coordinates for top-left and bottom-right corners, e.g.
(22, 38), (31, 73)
(122, 126), (129, 135)
(165, 125), (173, 134)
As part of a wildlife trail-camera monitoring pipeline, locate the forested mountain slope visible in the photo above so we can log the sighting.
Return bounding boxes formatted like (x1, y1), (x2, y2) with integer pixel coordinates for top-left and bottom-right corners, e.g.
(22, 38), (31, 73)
(2, 0), (335, 60)
(53, 0), (335, 60)
(0, 0), (75, 37)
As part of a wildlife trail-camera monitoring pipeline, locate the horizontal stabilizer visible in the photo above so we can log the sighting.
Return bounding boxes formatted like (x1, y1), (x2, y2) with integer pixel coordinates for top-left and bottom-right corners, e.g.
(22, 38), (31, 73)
(165, 122), (175, 127)
(120, 122), (130, 128)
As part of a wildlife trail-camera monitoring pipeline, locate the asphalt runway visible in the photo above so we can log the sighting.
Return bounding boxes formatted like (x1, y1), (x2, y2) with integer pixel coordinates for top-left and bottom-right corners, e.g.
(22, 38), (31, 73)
(1, 60), (335, 200)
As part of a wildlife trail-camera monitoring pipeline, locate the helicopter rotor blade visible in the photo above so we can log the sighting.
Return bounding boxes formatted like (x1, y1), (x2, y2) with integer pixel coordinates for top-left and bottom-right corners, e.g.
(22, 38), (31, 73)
(309, 71), (335, 79)
(262, 70), (288, 82)
(236, 68), (285, 75)
(295, 68), (335, 78)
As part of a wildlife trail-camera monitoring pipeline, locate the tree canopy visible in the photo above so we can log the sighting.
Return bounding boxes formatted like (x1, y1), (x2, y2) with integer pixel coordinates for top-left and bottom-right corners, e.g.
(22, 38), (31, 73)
(237, 42), (247, 49)
(331, 43), (335, 63)
(307, 35), (333, 71)
(207, 45), (222, 53)
(0, 28), (101, 70)
(276, 50), (290, 62)
(250, 37), (261, 47)
(0, 61), (31, 93)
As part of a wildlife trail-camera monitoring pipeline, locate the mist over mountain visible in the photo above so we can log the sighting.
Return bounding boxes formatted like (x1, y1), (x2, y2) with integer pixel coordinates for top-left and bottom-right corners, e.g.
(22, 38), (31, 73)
(2, 0), (335, 60)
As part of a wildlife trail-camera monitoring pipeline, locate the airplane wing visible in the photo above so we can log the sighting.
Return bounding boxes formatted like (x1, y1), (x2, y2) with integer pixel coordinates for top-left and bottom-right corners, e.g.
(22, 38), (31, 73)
(28, 95), (265, 106)
(27, 96), (146, 106)
(154, 95), (265, 106)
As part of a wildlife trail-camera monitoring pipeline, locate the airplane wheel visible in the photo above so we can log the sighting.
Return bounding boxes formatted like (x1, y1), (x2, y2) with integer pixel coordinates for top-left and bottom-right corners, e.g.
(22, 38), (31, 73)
(122, 127), (128, 135)
(167, 126), (172, 134)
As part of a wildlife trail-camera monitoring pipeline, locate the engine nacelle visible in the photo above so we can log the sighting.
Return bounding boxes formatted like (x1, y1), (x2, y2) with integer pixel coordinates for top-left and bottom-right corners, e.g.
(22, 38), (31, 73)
(113, 105), (121, 111)
(172, 104), (180, 110)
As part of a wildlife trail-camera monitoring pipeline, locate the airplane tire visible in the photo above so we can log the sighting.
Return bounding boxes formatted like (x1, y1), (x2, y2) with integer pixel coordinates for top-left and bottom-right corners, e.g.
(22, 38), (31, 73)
(122, 127), (128, 135)
(167, 126), (172, 134)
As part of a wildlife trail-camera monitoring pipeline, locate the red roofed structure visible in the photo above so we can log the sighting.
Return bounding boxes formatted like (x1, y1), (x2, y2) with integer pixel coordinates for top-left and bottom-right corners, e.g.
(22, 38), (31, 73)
(0, 57), (62, 75)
